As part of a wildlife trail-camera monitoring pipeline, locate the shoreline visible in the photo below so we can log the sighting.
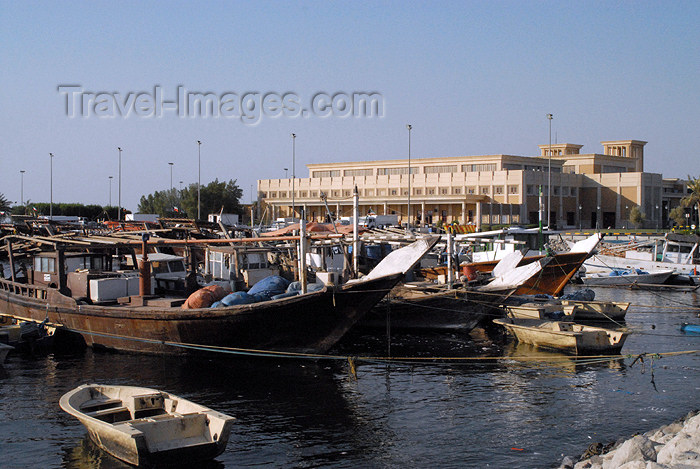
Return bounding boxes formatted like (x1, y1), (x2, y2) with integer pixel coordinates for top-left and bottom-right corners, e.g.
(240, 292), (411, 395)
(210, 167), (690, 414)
(558, 409), (700, 468)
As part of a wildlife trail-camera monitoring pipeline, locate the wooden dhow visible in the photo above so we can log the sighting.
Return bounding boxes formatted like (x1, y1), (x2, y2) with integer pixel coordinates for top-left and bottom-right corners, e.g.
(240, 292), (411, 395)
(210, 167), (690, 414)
(0, 233), (439, 355)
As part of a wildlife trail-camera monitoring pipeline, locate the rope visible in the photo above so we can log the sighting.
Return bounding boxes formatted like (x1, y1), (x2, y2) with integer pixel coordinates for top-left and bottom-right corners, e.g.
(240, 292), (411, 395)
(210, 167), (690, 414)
(58, 324), (700, 365)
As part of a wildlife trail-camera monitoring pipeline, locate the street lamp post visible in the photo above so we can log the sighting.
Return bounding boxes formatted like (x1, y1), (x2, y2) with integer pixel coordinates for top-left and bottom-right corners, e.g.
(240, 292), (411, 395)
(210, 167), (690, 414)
(597, 205), (601, 230)
(291, 133), (296, 220)
(108, 176), (113, 206)
(197, 140), (201, 220)
(284, 168), (288, 179)
(406, 124), (412, 230)
(578, 204), (582, 230)
(546, 113), (553, 229)
(625, 205), (629, 230)
(20, 170), (25, 208)
(117, 147), (122, 221)
(49, 153), (54, 219)
(656, 204), (660, 230)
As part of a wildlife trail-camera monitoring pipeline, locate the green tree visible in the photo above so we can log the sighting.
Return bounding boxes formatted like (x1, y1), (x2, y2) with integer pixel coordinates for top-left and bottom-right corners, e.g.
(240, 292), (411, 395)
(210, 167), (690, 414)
(138, 179), (243, 219)
(0, 193), (10, 214)
(629, 206), (645, 228)
(669, 206), (686, 227)
(680, 175), (700, 226)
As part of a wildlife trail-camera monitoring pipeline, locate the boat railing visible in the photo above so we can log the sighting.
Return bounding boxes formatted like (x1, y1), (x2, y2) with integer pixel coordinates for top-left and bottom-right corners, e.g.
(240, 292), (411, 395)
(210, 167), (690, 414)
(0, 277), (49, 300)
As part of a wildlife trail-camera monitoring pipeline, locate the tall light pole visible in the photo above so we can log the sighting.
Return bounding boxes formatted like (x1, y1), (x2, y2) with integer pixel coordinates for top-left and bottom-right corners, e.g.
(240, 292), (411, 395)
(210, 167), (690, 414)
(406, 124), (412, 230)
(168, 162), (174, 192)
(49, 153), (54, 219)
(546, 113), (553, 229)
(197, 140), (201, 220)
(578, 204), (582, 230)
(284, 167), (288, 179)
(117, 147), (122, 220)
(108, 176), (113, 206)
(19, 170), (25, 207)
(291, 133), (296, 219)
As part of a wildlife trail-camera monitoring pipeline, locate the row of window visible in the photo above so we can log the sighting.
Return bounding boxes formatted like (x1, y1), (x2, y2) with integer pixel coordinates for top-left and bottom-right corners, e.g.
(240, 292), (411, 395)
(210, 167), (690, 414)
(263, 185), (523, 199)
(311, 164), (500, 178)
(525, 185), (578, 196)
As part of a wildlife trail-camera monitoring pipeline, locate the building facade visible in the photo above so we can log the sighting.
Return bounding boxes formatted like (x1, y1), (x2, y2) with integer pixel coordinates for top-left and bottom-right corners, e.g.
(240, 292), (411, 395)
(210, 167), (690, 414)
(258, 139), (686, 230)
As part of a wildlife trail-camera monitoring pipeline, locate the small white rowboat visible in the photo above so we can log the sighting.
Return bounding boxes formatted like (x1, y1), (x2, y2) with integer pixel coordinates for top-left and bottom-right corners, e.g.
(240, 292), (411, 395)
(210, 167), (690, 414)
(60, 383), (235, 466)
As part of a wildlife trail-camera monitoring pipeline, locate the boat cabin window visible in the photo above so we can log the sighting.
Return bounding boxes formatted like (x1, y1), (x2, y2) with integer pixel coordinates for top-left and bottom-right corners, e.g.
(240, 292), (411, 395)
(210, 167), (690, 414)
(65, 256), (104, 272)
(243, 253), (268, 270)
(34, 257), (56, 273)
(168, 261), (185, 272)
(151, 262), (169, 274)
(666, 244), (692, 254)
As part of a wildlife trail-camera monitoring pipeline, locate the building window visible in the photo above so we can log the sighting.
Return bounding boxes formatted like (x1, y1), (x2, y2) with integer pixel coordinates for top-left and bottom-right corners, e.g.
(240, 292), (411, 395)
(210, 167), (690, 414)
(602, 165), (627, 173)
(390, 189), (397, 195)
(428, 188), (435, 195)
(344, 168), (373, 177)
(414, 188), (422, 195)
(269, 191), (277, 198)
(553, 187), (560, 196)
(508, 185), (519, 194)
(300, 191), (307, 197)
(453, 187), (461, 195)
(440, 188), (448, 195)
(312, 170), (340, 178)
(343, 190), (351, 197)
(280, 191), (287, 197)
(462, 163), (497, 172)
(494, 186), (504, 195)
(311, 191), (318, 197)
(377, 167), (418, 175)
(365, 189), (374, 196)
(259, 192), (267, 198)
(467, 186), (476, 194)
(424, 165), (458, 174)
(480, 186), (490, 195)
(378, 189), (386, 196)
(332, 190), (340, 197)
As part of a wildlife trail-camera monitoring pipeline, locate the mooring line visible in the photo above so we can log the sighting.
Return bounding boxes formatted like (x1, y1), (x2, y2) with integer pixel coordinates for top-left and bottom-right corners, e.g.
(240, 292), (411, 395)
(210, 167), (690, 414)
(59, 325), (700, 365)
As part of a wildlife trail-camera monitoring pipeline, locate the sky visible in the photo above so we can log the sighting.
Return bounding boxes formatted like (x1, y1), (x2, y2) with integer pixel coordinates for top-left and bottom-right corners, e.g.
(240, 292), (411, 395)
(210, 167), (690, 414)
(1, 1), (699, 213)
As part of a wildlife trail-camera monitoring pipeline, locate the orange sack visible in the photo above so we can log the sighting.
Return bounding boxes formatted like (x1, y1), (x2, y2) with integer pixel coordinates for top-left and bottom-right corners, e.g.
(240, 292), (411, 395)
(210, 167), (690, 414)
(182, 284), (229, 309)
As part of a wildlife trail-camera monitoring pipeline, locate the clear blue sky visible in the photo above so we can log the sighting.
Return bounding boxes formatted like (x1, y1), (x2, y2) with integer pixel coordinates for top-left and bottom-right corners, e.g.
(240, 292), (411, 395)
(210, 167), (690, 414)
(1, 1), (699, 212)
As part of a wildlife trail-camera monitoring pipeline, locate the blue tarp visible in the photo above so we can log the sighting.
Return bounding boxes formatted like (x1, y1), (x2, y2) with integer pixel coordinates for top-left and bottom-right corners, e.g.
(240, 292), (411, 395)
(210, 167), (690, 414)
(248, 275), (290, 298)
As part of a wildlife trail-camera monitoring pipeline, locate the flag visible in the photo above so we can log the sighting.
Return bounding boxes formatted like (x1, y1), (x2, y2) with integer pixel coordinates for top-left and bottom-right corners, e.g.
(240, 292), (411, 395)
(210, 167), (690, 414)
(174, 207), (179, 213)
(32, 206), (37, 212)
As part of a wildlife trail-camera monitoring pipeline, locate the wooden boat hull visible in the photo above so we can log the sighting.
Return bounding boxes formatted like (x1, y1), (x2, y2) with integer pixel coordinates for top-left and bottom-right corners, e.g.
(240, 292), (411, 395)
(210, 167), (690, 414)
(360, 285), (491, 331)
(581, 270), (674, 286)
(561, 300), (630, 321)
(60, 384), (235, 466)
(494, 318), (628, 355)
(0, 273), (402, 355)
(468, 251), (590, 296)
(0, 343), (12, 363)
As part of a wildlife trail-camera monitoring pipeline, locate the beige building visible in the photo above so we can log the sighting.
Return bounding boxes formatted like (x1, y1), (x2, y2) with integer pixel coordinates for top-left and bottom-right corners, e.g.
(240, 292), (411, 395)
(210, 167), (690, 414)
(258, 139), (683, 230)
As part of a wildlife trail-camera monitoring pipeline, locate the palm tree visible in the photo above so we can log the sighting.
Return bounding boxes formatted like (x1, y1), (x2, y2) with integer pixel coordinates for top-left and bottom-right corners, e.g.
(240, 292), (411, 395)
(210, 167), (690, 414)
(680, 175), (700, 227)
(0, 192), (11, 214)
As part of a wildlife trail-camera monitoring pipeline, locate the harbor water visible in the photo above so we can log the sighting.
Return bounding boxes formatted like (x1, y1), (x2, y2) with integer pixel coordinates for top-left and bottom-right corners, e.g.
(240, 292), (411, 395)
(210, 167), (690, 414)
(1, 286), (699, 468)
